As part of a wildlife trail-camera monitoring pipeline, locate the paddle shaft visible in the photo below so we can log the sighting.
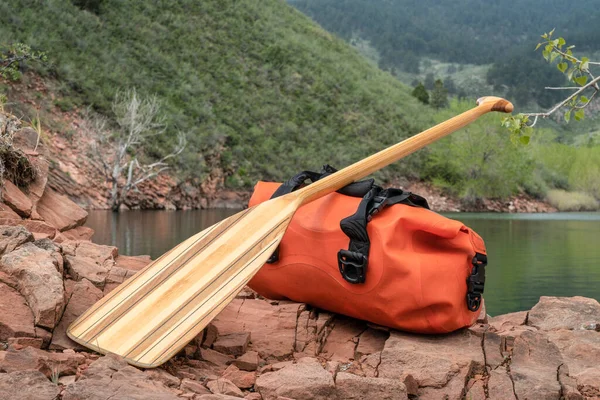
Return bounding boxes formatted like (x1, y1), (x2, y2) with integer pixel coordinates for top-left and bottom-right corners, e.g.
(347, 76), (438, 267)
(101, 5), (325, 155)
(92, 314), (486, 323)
(293, 96), (513, 205)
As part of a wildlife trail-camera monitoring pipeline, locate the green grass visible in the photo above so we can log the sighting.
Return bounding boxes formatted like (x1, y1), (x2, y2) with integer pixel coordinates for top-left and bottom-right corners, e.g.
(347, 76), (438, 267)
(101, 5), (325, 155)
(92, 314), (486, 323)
(0, 0), (598, 204)
(0, 0), (433, 187)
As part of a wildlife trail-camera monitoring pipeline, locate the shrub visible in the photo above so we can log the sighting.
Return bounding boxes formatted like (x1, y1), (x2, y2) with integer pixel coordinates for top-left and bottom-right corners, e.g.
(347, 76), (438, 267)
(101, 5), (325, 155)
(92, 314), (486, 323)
(546, 189), (599, 211)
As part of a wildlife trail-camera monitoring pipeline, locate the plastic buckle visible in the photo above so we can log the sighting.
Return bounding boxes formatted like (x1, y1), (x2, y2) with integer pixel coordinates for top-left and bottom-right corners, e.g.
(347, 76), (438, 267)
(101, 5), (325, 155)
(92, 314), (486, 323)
(337, 249), (367, 284)
(466, 253), (487, 312)
(367, 195), (388, 222)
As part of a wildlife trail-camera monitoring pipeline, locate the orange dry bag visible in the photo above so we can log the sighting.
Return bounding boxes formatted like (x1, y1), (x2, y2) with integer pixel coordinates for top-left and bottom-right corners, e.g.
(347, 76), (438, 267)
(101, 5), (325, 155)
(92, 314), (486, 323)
(247, 165), (487, 334)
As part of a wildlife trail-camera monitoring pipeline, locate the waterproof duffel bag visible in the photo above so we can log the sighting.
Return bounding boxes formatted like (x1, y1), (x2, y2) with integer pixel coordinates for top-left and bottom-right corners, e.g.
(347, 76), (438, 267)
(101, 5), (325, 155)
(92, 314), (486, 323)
(247, 166), (487, 334)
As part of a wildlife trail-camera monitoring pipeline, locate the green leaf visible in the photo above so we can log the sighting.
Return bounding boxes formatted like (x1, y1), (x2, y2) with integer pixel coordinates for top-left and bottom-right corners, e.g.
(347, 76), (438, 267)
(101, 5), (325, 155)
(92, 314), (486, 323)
(580, 95), (589, 104)
(557, 62), (568, 73)
(549, 51), (559, 63)
(557, 37), (566, 47)
(581, 57), (590, 71)
(564, 110), (571, 123)
(542, 49), (550, 61)
(519, 135), (530, 145)
(574, 76), (588, 86)
(574, 109), (585, 121)
(535, 42), (542, 51)
(549, 28), (555, 37)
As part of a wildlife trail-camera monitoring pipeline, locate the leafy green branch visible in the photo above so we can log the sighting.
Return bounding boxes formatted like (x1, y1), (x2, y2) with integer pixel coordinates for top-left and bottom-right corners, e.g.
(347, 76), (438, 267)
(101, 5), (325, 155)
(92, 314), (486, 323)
(502, 30), (599, 142)
(0, 43), (46, 81)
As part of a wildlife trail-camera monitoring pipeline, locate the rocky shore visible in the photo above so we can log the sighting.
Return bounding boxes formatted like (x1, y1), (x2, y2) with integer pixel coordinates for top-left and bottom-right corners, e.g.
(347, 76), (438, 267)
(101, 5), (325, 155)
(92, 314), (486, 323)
(2, 110), (598, 400)
(0, 222), (599, 400)
(1, 106), (556, 213)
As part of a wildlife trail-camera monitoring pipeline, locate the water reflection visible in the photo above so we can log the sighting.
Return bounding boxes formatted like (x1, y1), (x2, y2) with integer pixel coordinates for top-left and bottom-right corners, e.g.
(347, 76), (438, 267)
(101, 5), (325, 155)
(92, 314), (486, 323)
(85, 210), (600, 316)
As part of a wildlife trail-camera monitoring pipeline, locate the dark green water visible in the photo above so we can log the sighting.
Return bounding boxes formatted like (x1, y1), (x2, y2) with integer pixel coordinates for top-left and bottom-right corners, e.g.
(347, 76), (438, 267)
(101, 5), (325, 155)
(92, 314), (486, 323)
(85, 210), (600, 316)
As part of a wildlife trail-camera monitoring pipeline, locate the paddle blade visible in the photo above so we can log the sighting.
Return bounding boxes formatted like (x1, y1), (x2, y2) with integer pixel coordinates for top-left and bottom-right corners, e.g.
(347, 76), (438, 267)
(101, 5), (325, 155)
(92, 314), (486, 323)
(67, 196), (298, 368)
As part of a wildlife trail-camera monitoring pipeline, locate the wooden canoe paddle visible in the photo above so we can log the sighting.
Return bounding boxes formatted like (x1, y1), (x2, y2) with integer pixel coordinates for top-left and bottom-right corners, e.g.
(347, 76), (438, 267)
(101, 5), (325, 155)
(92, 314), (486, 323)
(67, 96), (513, 368)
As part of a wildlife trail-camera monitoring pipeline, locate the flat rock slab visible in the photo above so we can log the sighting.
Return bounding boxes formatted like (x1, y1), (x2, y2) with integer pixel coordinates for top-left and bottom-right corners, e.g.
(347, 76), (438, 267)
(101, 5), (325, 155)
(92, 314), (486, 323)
(0, 225), (34, 257)
(547, 329), (600, 393)
(0, 282), (36, 340)
(0, 242), (65, 329)
(36, 188), (88, 232)
(213, 332), (251, 357)
(379, 329), (484, 399)
(63, 354), (180, 400)
(528, 296), (600, 330)
(0, 346), (86, 378)
(212, 299), (300, 360)
(255, 358), (335, 400)
(335, 372), (408, 400)
(510, 330), (562, 400)
(0, 370), (60, 400)
(51, 278), (104, 350)
(2, 179), (33, 217)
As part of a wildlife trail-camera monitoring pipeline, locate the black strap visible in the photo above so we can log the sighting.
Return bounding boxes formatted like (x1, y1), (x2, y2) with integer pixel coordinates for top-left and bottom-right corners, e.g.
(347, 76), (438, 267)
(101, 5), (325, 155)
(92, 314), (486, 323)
(267, 165), (375, 263)
(466, 253), (487, 312)
(338, 187), (429, 284)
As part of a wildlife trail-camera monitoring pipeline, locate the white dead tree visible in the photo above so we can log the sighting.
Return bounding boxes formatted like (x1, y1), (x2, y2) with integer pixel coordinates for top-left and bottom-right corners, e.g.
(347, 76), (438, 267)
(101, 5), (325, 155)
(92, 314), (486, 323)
(84, 89), (186, 211)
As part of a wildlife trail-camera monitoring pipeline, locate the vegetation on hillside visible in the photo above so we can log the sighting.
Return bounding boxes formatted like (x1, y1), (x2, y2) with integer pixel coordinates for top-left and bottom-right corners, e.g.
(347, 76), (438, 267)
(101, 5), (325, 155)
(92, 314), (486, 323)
(0, 0), (434, 188)
(289, 0), (600, 106)
(0, 0), (598, 210)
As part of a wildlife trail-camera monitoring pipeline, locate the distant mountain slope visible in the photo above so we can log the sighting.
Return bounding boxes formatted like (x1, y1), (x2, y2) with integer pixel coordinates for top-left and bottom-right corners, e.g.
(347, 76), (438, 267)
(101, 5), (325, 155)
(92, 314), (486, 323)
(0, 0), (431, 187)
(289, 0), (600, 67)
(289, 0), (600, 105)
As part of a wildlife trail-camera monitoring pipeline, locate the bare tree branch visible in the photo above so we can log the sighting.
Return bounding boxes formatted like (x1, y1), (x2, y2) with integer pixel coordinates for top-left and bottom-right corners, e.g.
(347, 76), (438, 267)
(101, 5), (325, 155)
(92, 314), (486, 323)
(83, 90), (187, 211)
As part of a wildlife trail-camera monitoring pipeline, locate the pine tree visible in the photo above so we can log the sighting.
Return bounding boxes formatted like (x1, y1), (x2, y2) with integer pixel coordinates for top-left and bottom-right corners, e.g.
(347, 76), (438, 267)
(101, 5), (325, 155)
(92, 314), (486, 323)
(411, 82), (429, 104)
(430, 79), (448, 109)
(443, 76), (457, 94)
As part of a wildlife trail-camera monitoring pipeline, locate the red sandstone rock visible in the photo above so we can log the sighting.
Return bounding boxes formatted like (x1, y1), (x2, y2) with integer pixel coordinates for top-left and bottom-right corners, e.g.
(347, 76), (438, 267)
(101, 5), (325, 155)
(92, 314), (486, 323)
(200, 348), (235, 373)
(255, 359), (335, 400)
(232, 351), (259, 371)
(0, 225), (33, 256)
(63, 241), (118, 287)
(213, 332), (251, 357)
(115, 254), (152, 271)
(548, 329), (600, 396)
(511, 330), (563, 400)
(61, 226), (95, 241)
(36, 188), (88, 232)
(50, 279), (103, 350)
(378, 329), (484, 399)
(206, 378), (244, 398)
(0, 370), (61, 400)
(319, 316), (366, 361)
(354, 328), (389, 359)
(0, 282), (36, 340)
(222, 364), (256, 389)
(0, 202), (21, 220)
(335, 372), (408, 400)
(0, 346), (86, 377)
(180, 378), (211, 394)
(63, 354), (179, 400)
(2, 179), (33, 217)
(201, 323), (219, 348)
(528, 296), (600, 331)
(212, 299), (300, 360)
(0, 242), (65, 329)
(145, 368), (181, 388)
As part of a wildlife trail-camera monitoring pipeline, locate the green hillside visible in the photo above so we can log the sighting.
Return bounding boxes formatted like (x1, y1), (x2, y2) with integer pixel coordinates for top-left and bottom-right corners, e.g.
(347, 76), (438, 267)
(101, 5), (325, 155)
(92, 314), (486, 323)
(289, 0), (600, 106)
(1, 0), (598, 209)
(0, 0), (433, 187)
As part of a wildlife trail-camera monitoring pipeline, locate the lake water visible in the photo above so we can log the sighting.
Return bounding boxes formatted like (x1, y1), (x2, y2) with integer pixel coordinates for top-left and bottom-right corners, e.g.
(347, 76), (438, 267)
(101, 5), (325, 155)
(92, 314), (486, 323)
(85, 210), (600, 316)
